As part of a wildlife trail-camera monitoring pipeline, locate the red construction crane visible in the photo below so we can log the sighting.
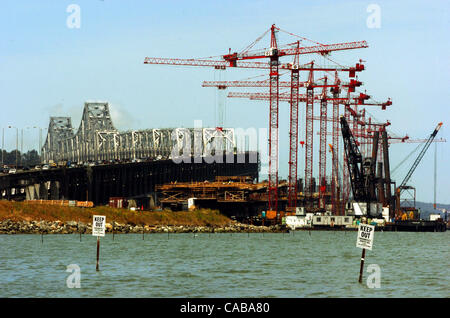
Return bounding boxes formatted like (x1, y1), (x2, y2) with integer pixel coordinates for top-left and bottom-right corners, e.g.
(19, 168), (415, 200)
(223, 28), (367, 214)
(287, 41), (300, 210)
(330, 72), (341, 214)
(204, 74), (363, 211)
(318, 76), (328, 209)
(227, 89), (389, 209)
(267, 25), (280, 217)
(227, 92), (390, 107)
(201, 77), (363, 89)
(144, 24), (369, 215)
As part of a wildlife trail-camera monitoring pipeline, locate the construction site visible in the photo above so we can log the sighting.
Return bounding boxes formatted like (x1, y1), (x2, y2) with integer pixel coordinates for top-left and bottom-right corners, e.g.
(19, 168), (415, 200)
(146, 24), (447, 231)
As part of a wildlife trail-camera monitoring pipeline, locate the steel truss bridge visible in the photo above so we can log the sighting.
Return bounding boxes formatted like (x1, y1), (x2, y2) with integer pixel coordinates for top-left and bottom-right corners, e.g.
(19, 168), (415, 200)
(41, 102), (236, 164)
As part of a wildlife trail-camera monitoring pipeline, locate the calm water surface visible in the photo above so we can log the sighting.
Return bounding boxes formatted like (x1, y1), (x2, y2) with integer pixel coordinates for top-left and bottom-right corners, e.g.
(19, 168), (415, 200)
(0, 231), (448, 297)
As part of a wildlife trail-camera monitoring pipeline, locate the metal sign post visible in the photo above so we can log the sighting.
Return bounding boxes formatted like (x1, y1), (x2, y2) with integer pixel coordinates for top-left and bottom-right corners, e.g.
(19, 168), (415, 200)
(358, 248), (366, 284)
(92, 215), (106, 271)
(96, 236), (100, 271)
(356, 223), (375, 283)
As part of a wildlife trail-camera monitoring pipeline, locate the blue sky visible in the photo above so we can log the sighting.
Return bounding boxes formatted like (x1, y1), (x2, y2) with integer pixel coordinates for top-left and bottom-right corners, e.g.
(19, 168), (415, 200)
(0, 0), (449, 204)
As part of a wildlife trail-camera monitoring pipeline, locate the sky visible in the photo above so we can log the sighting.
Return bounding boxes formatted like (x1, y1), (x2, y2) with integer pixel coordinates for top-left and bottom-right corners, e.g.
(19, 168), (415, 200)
(0, 0), (449, 204)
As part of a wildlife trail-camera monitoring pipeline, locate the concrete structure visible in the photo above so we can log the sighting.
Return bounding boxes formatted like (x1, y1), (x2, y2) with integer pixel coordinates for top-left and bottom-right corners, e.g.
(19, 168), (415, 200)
(0, 152), (259, 206)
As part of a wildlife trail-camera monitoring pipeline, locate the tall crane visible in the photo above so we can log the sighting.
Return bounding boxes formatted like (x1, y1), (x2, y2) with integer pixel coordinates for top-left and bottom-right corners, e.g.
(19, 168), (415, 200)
(144, 24), (368, 215)
(228, 89), (389, 210)
(221, 25), (368, 216)
(318, 76), (328, 209)
(394, 122), (443, 217)
(330, 72), (342, 214)
(287, 42), (300, 210)
(203, 75), (361, 211)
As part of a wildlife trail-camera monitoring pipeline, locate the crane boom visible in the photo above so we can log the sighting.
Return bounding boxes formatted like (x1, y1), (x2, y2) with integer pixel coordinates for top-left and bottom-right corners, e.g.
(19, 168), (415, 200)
(202, 79), (362, 88)
(227, 91), (391, 108)
(224, 41), (368, 61)
(398, 122), (443, 189)
(145, 57), (366, 74)
(143, 57), (270, 69)
(340, 116), (365, 201)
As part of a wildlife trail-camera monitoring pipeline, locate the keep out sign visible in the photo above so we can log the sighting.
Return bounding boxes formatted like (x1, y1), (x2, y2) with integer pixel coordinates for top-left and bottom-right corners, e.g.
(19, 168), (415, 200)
(356, 223), (375, 250)
(92, 215), (106, 237)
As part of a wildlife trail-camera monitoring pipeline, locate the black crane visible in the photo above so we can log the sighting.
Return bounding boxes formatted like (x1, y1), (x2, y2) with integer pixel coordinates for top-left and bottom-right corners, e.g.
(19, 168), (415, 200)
(340, 116), (380, 216)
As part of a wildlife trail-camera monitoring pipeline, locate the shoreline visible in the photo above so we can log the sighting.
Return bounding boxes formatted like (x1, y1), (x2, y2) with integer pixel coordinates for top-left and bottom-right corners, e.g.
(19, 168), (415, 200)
(0, 219), (287, 234)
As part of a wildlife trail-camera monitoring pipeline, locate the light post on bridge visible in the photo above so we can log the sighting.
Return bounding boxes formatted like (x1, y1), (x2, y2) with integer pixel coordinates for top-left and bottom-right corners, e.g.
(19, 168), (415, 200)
(1, 128), (4, 168)
(22, 126), (39, 167)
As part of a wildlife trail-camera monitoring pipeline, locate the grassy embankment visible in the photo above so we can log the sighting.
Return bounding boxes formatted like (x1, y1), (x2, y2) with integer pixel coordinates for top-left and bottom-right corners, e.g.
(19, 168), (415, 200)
(0, 201), (231, 227)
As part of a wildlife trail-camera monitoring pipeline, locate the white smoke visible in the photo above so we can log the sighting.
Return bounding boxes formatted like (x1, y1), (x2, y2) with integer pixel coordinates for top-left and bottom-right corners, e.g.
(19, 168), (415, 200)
(108, 102), (140, 131)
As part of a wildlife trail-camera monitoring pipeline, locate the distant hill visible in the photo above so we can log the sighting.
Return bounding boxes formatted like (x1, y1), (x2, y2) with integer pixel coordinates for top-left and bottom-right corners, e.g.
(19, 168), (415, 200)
(414, 201), (450, 220)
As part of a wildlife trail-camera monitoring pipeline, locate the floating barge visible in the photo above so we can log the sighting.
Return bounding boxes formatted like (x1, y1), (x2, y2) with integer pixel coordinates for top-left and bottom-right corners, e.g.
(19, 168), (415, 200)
(155, 176), (447, 232)
(288, 219), (447, 232)
(382, 220), (447, 232)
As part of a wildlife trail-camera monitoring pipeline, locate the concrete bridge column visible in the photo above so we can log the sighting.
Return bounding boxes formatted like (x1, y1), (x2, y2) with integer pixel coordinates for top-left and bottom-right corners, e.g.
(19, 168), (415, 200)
(25, 185), (38, 201)
(39, 182), (49, 200)
(50, 181), (60, 200)
(33, 184), (41, 199)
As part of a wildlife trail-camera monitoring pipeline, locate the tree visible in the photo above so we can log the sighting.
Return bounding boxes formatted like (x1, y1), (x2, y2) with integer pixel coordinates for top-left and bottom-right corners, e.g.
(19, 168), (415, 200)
(1, 149), (40, 167)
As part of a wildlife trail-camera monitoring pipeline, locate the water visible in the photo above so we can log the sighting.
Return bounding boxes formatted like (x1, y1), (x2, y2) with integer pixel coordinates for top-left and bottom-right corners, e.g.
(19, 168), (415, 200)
(0, 231), (448, 297)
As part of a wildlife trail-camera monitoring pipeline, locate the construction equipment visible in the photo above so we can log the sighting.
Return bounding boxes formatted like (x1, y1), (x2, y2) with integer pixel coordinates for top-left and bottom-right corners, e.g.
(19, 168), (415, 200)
(394, 122), (443, 218)
(287, 41), (300, 211)
(340, 116), (381, 217)
(228, 89), (390, 212)
(225, 25), (368, 218)
(144, 24), (369, 218)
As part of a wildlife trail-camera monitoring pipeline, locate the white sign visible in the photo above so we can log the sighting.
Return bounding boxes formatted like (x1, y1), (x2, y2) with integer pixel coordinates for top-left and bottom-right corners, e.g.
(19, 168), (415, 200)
(92, 215), (106, 237)
(356, 223), (375, 250)
(187, 198), (195, 209)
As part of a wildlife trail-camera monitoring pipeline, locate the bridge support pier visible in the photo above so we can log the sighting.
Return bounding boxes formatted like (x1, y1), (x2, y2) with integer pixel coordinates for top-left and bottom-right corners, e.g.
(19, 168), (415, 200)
(50, 181), (60, 200)
(39, 182), (49, 200)
(25, 185), (38, 200)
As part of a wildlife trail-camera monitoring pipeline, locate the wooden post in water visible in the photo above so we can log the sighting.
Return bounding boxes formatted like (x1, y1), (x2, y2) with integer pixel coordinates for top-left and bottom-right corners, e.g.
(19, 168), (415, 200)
(112, 220), (115, 241)
(358, 248), (366, 283)
(78, 218), (82, 242)
(142, 224), (145, 240)
(40, 219), (43, 244)
(96, 236), (100, 271)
